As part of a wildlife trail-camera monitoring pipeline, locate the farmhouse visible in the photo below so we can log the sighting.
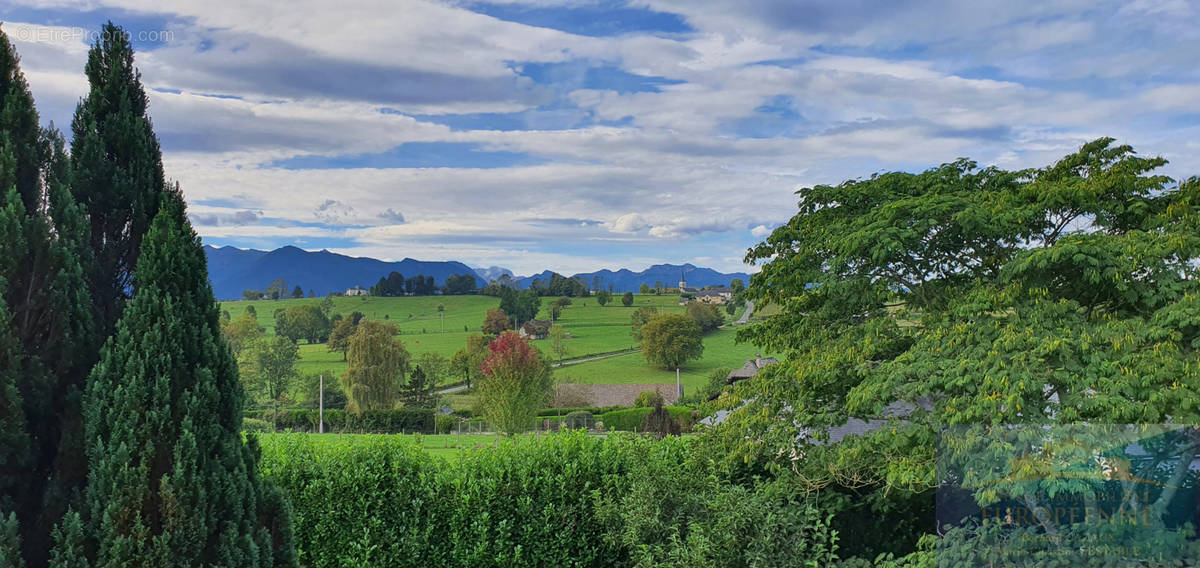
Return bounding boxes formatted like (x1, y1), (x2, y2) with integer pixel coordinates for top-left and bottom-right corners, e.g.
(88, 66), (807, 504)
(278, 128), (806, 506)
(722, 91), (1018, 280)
(518, 319), (552, 340)
(345, 285), (368, 296)
(726, 354), (777, 385)
(679, 286), (733, 305)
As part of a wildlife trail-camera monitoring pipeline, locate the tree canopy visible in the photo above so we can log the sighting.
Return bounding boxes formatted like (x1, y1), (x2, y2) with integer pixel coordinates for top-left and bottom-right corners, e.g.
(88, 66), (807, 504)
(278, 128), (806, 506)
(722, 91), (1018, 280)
(639, 314), (703, 370)
(723, 138), (1200, 563)
(341, 321), (408, 412)
(477, 332), (553, 434)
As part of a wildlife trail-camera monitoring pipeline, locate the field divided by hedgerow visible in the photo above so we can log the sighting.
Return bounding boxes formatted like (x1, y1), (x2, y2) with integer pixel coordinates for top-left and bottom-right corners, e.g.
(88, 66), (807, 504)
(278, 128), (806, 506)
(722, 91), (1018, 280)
(220, 294), (759, 387)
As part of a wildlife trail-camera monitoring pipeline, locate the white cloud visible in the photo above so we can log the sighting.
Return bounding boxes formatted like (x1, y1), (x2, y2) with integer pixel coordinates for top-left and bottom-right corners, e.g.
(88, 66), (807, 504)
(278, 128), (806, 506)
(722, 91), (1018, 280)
(8, 0), (1200, 275)
(610, 213), (649, 233)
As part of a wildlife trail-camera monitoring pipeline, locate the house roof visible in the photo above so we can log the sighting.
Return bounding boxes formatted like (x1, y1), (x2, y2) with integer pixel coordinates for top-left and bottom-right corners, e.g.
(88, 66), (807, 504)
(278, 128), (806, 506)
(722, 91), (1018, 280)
(726, 356), (778, 381)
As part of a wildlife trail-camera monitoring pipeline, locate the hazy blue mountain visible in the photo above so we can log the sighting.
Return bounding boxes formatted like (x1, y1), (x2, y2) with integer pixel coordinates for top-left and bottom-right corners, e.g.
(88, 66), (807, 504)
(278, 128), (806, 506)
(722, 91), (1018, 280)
(205, 246), (751, 299)
(473, 265), (514, 282)
(204, 245), (485, 300)
(517, 263), (751, 293)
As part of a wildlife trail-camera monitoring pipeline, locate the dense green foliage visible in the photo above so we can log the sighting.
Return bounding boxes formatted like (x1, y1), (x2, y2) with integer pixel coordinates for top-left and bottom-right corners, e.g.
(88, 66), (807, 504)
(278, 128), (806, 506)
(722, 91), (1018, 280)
(0, 29), (99, 563)
(497, 287), (542, 326)
(599, 406), (695, 432)
(477, 332), (554, 434)
(71, 22), (166, 337)
(1, 24), (299, 566)
(728, 138), (1200, 564)
(628, 306), (659, 341)
(259, 431), (836, 567)
(684, 301), (723, 332)
(639, 313), (703, 369)
(247, 408), (435, 433)
(341, 321), (409, 412)
(563, 410), (594, 430)
(84, 192), (294, 565)
(274, 302), (332, 344)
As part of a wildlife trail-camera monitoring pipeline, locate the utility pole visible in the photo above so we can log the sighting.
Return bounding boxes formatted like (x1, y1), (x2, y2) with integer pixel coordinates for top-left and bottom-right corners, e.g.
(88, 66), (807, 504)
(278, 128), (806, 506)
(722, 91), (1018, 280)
(318, 374), (324, 434)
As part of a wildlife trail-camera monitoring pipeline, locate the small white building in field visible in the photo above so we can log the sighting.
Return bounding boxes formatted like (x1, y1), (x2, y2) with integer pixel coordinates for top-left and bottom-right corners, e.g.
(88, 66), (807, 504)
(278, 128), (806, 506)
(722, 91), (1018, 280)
(345, 285), (369, 296)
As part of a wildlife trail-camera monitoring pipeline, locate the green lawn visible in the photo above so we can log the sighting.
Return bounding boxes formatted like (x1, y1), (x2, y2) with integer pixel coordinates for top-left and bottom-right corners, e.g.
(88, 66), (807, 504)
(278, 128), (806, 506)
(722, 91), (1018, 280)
(553, 328), (768, 391)
(220, 293), (738, 380)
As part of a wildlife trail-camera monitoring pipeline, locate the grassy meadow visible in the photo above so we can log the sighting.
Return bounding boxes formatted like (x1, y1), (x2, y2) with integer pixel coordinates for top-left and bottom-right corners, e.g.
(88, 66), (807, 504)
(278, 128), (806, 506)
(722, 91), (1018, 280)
(220, 293), (763, 391)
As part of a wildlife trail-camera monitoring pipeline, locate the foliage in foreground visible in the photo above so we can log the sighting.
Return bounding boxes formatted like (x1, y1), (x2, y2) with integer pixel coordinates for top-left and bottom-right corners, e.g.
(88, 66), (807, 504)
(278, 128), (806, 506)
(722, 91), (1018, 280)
(724, 138), (1200, 564)
(259, 431), (837, 568)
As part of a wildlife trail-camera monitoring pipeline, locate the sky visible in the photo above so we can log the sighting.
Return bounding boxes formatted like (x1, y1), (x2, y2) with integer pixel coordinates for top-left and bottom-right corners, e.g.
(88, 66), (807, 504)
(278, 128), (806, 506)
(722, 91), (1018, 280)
(5, 0), (1200, 276)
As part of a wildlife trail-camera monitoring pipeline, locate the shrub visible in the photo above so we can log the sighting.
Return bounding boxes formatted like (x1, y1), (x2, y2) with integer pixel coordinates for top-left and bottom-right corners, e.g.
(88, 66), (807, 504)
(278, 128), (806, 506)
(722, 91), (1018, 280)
(242, 418), (272, 433)
(634, 389), (665, 408)
(259, 432), (840, 567)
(435, 413), (459, 434)
(564, 411), (595, 430)
(641, 402), (681, 439)
(253, 408), (435, 433)
(601, 407), (695, 432)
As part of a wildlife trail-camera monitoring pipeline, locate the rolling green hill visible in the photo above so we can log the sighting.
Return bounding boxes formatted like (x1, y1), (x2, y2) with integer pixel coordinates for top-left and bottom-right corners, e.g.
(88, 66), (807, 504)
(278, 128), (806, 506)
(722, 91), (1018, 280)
(219, 294), (764, 389)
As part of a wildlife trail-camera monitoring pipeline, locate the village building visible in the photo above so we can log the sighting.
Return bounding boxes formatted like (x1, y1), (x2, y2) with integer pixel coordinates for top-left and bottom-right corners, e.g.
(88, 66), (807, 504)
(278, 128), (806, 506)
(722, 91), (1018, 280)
(518, 319), (552, 340)
(726, 354), (778, 385)
(345, 285), (369, 296)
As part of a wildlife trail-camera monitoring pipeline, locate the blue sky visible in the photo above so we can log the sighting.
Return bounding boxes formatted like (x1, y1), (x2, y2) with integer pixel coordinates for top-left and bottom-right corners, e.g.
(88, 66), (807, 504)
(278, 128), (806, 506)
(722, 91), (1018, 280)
(6, 0), (1200, 275)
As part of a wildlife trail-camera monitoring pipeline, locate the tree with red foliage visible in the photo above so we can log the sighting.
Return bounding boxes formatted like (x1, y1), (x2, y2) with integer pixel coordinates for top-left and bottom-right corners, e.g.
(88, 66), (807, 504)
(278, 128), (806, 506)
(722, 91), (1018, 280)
(477, 331), (553, 434)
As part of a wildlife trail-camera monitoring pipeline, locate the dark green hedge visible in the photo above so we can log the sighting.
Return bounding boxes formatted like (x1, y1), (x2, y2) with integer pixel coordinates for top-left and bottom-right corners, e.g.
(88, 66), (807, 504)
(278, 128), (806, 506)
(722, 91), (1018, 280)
(246, 408), (435, 433)
(258, 431), (837, 567)
(537, 405), (625, 417)
(598, 406), (696, 432)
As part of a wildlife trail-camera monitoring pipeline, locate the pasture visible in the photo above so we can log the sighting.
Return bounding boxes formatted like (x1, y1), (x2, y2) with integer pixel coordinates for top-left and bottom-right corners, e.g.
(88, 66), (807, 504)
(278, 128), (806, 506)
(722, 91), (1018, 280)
(220, 293), (762, 392)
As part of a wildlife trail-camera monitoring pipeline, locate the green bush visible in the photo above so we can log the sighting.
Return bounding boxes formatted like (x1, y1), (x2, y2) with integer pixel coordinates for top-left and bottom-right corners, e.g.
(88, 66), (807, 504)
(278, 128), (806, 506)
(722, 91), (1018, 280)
(634, 390), (665, 408)
(259, 432), (838, 567)
(435, 413), (459, 434)
(242, 418), (272, 432)
(564, 411), (594, 430)
(599, 406), (695, 432)
(249, 408), (436, 433)
(537, 405), (624, 417)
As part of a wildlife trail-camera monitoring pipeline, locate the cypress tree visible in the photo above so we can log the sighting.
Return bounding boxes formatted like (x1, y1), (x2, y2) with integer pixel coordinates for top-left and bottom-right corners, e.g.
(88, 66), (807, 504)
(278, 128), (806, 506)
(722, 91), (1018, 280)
(70, 22), (166, 336)
(0, 30), (41, 212)
(84, 190), (293, 566)
(0, 28), (97, 565)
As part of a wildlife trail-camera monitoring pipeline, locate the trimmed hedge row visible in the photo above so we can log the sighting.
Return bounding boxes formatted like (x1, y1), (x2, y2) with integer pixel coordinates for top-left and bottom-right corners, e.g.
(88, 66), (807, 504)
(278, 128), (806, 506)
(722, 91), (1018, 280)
(245, 406), (699, 434)
(258, 431), (837, 567)
(599, 406), (697, 432)
(246, 408), (435, 433)
(537, 405), (625, 417)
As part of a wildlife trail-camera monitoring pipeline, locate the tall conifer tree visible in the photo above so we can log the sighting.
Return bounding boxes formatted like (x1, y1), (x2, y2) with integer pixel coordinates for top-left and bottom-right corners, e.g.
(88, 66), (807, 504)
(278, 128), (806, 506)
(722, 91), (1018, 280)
(84, 189), (294, 566)
(70, 22), (166, 336)
(0, 28), (97, 565)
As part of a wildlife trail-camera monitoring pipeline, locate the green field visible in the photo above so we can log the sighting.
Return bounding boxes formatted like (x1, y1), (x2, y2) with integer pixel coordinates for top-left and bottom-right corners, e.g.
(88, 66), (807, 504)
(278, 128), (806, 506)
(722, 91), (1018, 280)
(220, 293), (762, 389)
(553, 327), (763, 391)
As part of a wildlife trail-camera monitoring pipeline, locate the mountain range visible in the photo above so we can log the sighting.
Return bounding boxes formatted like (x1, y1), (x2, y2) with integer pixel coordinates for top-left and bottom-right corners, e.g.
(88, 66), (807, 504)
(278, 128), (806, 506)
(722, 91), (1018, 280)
(204, 245), (485, 300)
(204, 245), (751, 300)
(512, 265), (751, 293)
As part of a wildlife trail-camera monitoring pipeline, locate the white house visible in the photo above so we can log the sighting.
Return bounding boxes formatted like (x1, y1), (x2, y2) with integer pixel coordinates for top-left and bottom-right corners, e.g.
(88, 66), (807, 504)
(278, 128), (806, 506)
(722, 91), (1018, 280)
(345, 285), (368, 296)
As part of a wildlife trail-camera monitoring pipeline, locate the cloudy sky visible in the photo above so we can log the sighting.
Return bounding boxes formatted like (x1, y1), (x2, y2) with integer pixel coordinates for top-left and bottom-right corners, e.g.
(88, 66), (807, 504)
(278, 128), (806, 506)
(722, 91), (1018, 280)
(5, 0), (1200, 275)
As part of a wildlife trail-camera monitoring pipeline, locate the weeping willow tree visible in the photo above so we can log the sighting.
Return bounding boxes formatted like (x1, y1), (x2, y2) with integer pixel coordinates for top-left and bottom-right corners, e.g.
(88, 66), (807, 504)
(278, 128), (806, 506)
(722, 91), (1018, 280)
(341, 321), (409, 412)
